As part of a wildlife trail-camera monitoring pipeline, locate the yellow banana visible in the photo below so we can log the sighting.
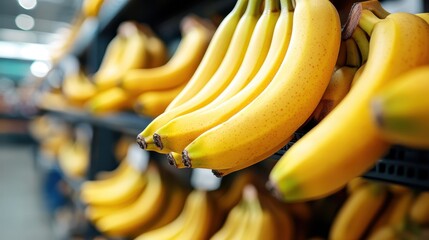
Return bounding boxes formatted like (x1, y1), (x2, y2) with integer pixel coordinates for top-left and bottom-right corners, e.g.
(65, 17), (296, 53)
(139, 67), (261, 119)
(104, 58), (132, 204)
(210, 197), (247, 240)
(134, 84), (186, 118)
(371, 66), (429, 149)
(82, 159), (131, 193)
(62, 71), (97, 107)
(142, 183), (188, 232)
(416, 13), (429, 24)
(351, 26), (370, 65)
(135, 190), (206, 240)
(93, 35), (126, 84)
(94, 165), (166, 237)
(329, 183), (388, 240)
(409, 192), (429, 225)
(86, 87), (135, 114)
(351, 63), (365, 87)
(121, 16), (214, 93)
(94, 22), (148, 90)
(139, 25), (168, 68)
(346, 177), (369, 194)
(57, 139), (89, 179)
(174, 191), (213, 240)
(137, 0), (262, 152)
(81, 160), (147, 207)
(269, 11), (429, 201)
(368, 226), (398, 240)
(166, 0), (249, 111)
(181, 0), (340, 171)
(154, 0), (290, 153)
(82, 0), (104, 17)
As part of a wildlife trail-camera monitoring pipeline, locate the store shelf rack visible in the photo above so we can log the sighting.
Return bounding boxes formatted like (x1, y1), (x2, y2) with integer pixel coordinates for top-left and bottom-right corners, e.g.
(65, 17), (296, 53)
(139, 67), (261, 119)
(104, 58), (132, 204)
(40, 108), (429, 191)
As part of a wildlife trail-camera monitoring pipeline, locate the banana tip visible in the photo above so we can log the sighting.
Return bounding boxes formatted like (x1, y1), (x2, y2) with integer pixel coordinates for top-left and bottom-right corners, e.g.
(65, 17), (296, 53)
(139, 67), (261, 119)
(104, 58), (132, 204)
(266, 180), (284, 201)
(167, 153), (177, 168)
(136, 135), (147, 149)
(212, 170), (224, 178)
(153, 133), (163, 150)
(370, 97), (384, 128)
(181, 150), (192, 168)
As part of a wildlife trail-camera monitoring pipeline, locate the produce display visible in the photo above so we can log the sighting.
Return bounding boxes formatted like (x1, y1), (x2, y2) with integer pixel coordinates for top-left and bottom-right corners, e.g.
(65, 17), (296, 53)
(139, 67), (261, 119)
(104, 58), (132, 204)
(29, 0), (429, 239)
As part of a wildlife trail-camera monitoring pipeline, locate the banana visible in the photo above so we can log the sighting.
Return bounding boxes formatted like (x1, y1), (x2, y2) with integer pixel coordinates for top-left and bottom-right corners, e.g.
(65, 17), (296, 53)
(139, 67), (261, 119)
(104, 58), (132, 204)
(368, 226), (398, 240)
(81, 160), (147, 207)
(139, 25), (168, 68)
(210, 197), (247, 240)
(57, 138), (90, 179)
(121, 16), (214, 93)
(137, 0), (262, 152)
(350, 63), (365, 87)
(135, 190), (207, 240)
(62, 71), (97, 107)
(351, 26), (370, 65)
(329, 183), (388, 240)
(165, 0), (249, 111)
(416, 13), (429, 24)
(93, 35), (126, 83)
(94, 22), (148, 91)
(167, 151), (186, 168)
(86, 87), (135, 114)
(82, 0), (104, 17)
(181, 0), (340, 171)
(94, 165), (166, 237)
(346, 177), (369, 194)
(154, 0), (290, 153)
(174, 191), (213, 240)
(134, 84), (186, 118)
(142, 183), (188, 232)
(269, 10), (429, 201)
(409, 192), (429, 225)
(371, 66), (429, 149)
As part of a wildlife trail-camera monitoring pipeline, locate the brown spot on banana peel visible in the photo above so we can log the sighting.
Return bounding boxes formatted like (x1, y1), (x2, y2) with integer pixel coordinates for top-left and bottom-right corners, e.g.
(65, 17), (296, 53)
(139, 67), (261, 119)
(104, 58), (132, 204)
(136, 135), (147, 149)
(182, 150), (192, 168)
(153, 133), (163, 150)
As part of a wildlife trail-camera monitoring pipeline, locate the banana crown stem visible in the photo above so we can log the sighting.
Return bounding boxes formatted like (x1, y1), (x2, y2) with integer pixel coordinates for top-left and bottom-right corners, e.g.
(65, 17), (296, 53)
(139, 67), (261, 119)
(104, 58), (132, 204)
(360, 0), (390, 19)
(359, 10), (382, 36)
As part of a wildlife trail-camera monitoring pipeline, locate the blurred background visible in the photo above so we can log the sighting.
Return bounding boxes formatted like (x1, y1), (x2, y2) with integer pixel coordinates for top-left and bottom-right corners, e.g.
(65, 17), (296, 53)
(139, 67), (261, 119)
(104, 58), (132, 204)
(0, 0), (427, 240)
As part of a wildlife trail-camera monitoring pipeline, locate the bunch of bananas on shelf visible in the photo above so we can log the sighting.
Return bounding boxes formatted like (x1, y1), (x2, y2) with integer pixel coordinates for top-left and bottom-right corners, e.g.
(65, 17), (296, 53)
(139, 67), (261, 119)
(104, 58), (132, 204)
(81, 159), (191, 238)
(330, 178), (429, 240)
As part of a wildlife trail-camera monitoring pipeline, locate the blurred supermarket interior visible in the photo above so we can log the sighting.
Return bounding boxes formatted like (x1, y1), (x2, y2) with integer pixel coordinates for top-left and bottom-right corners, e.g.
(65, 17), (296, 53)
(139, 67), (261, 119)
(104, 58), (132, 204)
(0, 0), (428, 240)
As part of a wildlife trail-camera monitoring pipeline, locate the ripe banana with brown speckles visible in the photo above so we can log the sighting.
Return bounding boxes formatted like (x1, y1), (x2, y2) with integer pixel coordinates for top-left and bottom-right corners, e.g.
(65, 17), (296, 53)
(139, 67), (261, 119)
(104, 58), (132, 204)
(154, 0), (291, 153)
(182, 0), (340, 173)
(137, 0), (262, 152)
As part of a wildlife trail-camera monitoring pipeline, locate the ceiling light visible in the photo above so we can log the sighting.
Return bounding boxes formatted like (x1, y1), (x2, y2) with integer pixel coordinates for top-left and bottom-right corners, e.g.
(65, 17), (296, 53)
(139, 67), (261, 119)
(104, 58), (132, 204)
(30, 61), (51, 78)
(15, 14), (35, 31)
(18, 0), (37, 10)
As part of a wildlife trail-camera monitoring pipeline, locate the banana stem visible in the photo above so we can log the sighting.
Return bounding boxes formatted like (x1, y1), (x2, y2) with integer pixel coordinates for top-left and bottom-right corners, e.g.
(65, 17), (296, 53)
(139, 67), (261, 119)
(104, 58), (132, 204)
(232, 0), (250, 17)
(345, 38), (361, 68)
(280, 0), (293, 12)
(352, 26), (369, 65)
(264, 0), (280, 13)
(359, 10), (381, 36)
(246, 0), (264, 16)
(360, 0), (390, 19)
(291, 0), (296, 10)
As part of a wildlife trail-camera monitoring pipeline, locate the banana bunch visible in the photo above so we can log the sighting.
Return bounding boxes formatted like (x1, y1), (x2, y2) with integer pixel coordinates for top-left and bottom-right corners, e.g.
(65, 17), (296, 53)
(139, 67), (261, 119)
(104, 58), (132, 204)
(86, 16), (212, 115)
(61, 70), (97, 108)
(269, 2), (429, 201)
(370, 66), (429, 149)
(137, 0), (341, 178)
(57, 133), (90, 179)
(81, 161), (189, 238)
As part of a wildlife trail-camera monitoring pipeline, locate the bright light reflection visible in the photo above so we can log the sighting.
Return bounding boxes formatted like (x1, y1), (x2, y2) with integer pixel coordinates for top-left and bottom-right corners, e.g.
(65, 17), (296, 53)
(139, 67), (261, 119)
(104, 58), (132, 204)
(30, 61), (51, 78)
(15, 14), (35, 30)
(18, 0), (37, 10)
